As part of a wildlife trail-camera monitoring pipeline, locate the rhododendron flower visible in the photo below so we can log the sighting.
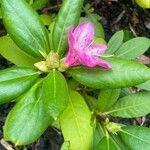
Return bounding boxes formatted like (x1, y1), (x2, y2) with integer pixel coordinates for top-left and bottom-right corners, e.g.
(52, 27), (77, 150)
(64, 22), (112, 69)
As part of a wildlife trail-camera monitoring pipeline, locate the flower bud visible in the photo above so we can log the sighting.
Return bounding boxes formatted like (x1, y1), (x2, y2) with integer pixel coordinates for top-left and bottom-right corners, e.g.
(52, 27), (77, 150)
(46, 52), (60, 69)
(34, 61), (49, 72)
(58, 58), (69, 72)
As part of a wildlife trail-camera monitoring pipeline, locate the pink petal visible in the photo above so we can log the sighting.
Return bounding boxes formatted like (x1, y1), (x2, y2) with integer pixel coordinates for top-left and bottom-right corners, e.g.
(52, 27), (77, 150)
(95, 58), (112, 69)
(87, 44), (107, 56)
(65, 22), (112, 69)
(65, 27), (80, 66)
(73, 22), (95, 50)
(77, 51), (98, 67)
(65, 49), (80, 66)
(77, 51), (112, 69)
(68, 27), (75, 50)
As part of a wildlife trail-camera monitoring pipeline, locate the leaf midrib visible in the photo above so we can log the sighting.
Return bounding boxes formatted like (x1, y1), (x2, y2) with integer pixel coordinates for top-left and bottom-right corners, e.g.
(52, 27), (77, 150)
(69, 97), (84, 148)
(56, 1), (72, 53)
(122, 130), (150, 144)
(0, 72), (38, 83)
(5, 0), (47, 57)
(106, 100), (150, 115)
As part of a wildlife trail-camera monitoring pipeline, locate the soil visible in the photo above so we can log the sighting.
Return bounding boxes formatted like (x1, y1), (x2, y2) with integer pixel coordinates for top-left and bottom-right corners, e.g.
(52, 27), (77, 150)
(0, 0), (149, 149)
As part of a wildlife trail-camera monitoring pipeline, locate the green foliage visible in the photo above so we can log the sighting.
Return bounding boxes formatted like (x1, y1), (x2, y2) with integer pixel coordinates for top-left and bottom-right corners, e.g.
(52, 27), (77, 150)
(119, 126), (150, 149)
(43, 70), (69, 119)
(0, 67), (38, 104)
(107, 30), (124, 54)
(40, 14), (52, 26)
(1, 0), (50, 58)
(60, 91), (93, 150)
(31, 0), (48, 9)
(4, 81), (52, 145)
(137, 80), (150, 91)
(107, 30), (150, 59)
(97, 89), (120, 113)
(52, 0), (84, 56)
(135, 0), (150, 9)
(108, 92), (150, 118)
(69, 57), (150, 89)
(0, 36), (38, 67)
(92, 123), (105, 150)
(0, 0), (150, 148)
(115, 37), (150, 59)
(96, 136), (121, 150)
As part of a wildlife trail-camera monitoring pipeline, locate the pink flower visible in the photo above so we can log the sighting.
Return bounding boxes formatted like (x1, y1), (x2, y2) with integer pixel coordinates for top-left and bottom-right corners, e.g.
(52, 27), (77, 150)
(64, 22), (112, 69)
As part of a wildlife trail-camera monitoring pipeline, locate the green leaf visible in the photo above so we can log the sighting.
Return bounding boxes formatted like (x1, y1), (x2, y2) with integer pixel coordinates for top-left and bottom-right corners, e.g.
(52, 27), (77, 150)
(108, 92), (150, 118)
(0, 35), (38, 67)
(123, 30), (134, 42)
(82, 92), (97, 111)
(43, 70), (69, 119)
(92, 123), (105, 150)
(119, 126), (150, 150)
(61, 141), (70, 150)
(94, 37), (106, 45)
(0, 8), (2, 19)
(1, 0), (50, 58)
(115, 37), (150, 59)
(69, 57), (150, 89)
(135, 0), (150, 9)
(49, 21), (55, 50)
(136, 80), (150, 91)
(107, 30), (124, 54)
(52, 0), (84, 55)
(31, 0), (48, 10)
(0, 67), (39, 104)
(60, 91), (93, 150)
(97, 89), (120, 113)
(96, 136), (121, 150)
(40, 14), (51, 26)
(4, 80), (52, 146)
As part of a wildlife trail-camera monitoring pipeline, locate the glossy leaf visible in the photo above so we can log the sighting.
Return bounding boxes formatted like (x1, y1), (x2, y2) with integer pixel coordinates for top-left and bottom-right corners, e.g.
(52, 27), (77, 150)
(135, 0), (150, 9)
(115, 37), (150, 59)
(92, 123), (105, 150)
(0, 35), (38, 67)
(0, 8), (2, 19)
(1, 0), (50, 58)
(107, 30), (124, 54)
(69, 57), (150, 89)
(40, 14), (51, 26)
(49, 22), (55, 50)
(32, 0), (48, 10)
(96, 136), (121, 150)
(123, 30), (134, 42)
(0, 67), (39, 104)
(52, 0), (84, 55)
(97, 89), (120, 113)
(136, 80), (150, 91)
(108, 92), (150, 118)
(61, 141), (70, 150)
(60, 91), (93, 150)
(4, 81), (52, 145)
(43, 70), (69, 119)
(82, 92), (97, 110)
(94, 37), (107, 44)
(119, 126), (150, 150)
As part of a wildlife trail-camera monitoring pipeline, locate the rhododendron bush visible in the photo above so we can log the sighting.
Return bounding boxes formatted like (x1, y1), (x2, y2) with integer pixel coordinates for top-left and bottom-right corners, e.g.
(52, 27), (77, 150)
(0, 0), (150, 149)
